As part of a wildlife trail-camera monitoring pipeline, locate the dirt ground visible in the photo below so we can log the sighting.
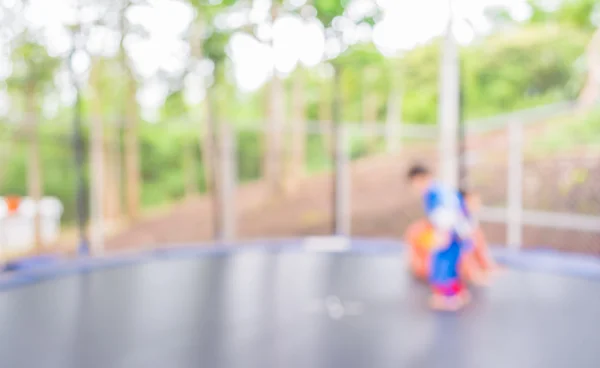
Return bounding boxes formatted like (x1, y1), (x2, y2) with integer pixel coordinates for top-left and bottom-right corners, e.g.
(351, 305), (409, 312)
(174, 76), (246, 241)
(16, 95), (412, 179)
(105, 121), (600, 256)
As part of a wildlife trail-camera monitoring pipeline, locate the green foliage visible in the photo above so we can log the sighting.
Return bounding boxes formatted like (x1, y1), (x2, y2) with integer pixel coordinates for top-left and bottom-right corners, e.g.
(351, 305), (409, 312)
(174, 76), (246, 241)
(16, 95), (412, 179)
(532, 108), (600, 154)
(399, 25), (590, 123)
(6, 39), (61, 96)
(189, 0), (238, 19)
(401, 40), (441, 123)
(463, 25), (589, 118)
(87, 58), (128, 118)
(203, 29), (231, 65)
(162, 90), (188, 120)
(0, 123), (82, 222)
(2, 0), (598, 222)
(335, 43), (387, 68)
(313, 0), (346, 26)
(337, 43), (390, 121)
(528, 0), (599, 30)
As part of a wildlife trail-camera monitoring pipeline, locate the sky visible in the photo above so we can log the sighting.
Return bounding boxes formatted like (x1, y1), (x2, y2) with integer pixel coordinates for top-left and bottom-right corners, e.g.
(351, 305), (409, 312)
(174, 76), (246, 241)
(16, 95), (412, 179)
(0, 0), (533, 120)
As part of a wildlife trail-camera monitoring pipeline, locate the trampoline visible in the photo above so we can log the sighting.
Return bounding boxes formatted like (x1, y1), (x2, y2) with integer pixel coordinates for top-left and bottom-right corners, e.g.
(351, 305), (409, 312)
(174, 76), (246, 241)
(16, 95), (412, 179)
(1, 239), (600, 368)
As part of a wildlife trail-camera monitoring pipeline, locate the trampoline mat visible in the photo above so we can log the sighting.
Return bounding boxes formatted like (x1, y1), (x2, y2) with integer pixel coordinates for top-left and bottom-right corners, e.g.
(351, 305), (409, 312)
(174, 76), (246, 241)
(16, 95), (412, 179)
(0, 251), (599, 368)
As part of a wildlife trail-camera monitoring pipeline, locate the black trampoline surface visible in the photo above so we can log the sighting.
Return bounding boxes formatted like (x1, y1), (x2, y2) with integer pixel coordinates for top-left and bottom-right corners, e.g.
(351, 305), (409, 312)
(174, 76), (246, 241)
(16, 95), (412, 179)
(1, 251), (600, 368)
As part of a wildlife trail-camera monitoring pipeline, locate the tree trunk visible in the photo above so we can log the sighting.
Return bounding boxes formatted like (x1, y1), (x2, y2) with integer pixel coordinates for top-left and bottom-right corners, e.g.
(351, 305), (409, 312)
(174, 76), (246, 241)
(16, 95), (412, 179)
(88, 60), (105, 252)
(104, 122), (123, 221)
(205, 84), (222, 240)
(578, 28), (600, 110)
(0, 127), (14, 188)
(318, 69), (333, 155)
(89, 60), (121, 223)
(124, 74), (140, 221)
(201, 101), (216, 194)
(189, 18), (214, 195)
(118, 0), (139, 221)
(263, 3), (286, 196)
(264, 74), (285, 195)
(25, 91), (43, 252)
(287, 67), (307, 189)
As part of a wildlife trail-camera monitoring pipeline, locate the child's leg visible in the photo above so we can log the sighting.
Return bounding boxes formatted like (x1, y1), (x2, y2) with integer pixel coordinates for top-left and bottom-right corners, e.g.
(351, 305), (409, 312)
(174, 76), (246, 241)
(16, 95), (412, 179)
(460, 252), (489, 286)
(429, 247), (470, 311)
(473, 228), (500, 272)
(408, 246), (429, 280)
(429, 279), (470, 311)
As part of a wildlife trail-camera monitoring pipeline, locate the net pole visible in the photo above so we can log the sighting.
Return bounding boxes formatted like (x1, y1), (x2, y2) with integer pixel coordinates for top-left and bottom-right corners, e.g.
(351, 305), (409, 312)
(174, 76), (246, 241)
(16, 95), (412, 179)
(438, 2), (460, 188)
(90, 115), (104, 255)
(458, 58), (467, 190)
(219, 124), (236, 242)
(334, 125), (350, 235)
(507, 120), (523, 250)
(73, 78), (89, 255)
(0, 200), (5, 261)
(331, 64), (343, 235)
(70, 16), (89, 255)
(205, 90), (221, 243)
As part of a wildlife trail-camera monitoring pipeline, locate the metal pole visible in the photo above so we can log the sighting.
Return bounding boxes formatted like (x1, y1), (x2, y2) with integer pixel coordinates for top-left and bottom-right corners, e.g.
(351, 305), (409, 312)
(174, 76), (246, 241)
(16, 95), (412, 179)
(70, 17), (89, 255)
(334, 125), (350, 235)
(438, 0), (459, 188)
(205, 87), (221, 242)
(219, 124), (236, 242)
(458, 59), (467, 190)
(507, 120), (523, 250)
(73, 78), (89, 255)
(331, 64), (342, 235)
(385, 76), (401, 153)
(90, 115), (104, 255)
(458, 17), (477, 191)
(0, 215), (4, 262)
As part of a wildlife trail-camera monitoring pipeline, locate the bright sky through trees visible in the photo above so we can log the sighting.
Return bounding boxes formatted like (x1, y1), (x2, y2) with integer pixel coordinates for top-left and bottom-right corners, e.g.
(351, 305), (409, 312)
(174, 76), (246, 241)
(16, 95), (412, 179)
(0, 0), (533, 119)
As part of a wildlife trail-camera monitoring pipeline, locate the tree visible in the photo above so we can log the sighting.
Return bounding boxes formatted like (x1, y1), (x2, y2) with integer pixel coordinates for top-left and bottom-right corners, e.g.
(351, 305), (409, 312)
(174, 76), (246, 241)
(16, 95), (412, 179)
(88, 57), (125, 224)
(528, 0), (598, 30)
(190, 1), (237, 238)
(336, 43), (387, 120)
(313, 0), (348, 157)
(162, 89), (199, 196)
(287, 65), (307, 188)
(84, 0), (129, 226)
(262, 0), (287, 196)
(286, 0), (320, 189)
(526, 0), (600, 108)
(6, 38), (60, 251)
(185, 0), (237, 201)
(314, 0), (380, 156)
(117, 0), (151, 221)
(335, 43), (389, 151)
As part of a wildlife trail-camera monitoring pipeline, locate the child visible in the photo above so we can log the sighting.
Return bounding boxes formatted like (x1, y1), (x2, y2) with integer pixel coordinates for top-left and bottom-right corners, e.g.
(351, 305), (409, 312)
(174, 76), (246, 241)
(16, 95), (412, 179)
(405, 191), (498, 286)
(407, 164), (474, 311)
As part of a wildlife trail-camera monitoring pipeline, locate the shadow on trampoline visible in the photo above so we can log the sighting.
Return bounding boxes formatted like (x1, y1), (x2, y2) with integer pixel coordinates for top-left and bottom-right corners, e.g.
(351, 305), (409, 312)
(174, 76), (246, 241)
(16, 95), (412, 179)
(0, 238), (599, 368)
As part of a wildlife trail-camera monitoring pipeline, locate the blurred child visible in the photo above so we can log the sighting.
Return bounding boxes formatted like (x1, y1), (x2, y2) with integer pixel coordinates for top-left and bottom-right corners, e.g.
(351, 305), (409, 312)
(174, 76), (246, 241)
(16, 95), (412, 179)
(406, 190), (499, 287)
(407, 164), (474, 311)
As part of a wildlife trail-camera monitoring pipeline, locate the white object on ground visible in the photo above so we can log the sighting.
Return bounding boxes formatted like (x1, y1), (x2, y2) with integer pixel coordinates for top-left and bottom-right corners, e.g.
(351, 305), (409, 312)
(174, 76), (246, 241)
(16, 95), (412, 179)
(0, 197), (64, 253)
